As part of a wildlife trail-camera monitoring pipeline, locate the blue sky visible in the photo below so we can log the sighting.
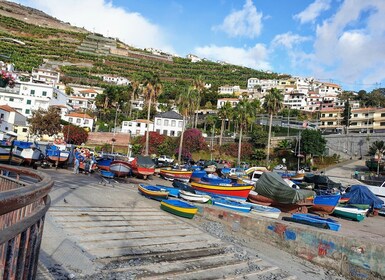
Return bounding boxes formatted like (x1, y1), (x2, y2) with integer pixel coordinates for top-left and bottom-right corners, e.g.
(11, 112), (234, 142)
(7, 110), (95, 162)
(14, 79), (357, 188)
(9, 0), (385, 92)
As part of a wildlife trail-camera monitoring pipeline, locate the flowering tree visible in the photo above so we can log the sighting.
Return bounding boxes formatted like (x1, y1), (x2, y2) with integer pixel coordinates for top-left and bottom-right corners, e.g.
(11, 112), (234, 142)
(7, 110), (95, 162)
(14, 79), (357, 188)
(62, 125), (89, 145)
(0, 70), (15, 88)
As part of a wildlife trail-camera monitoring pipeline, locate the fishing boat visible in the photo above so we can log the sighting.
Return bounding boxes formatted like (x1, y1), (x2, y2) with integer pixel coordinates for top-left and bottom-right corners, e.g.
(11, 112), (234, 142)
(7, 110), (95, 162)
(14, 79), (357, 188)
(109, 160), (131, 177)
(211, 197), (251, 213)
(201, 173), (232, 185)
(0, 144), (24, 165)
(45, 143), (70, 166)
(190, 180), (253, 201)
(156, 185), (180, 197)
(179, 190), (211, 203)
(160, 199), (198, 219)
(159, 168), (193, 183)
(238, 201), (281, 219)
(283, 214), (341, 231)
(129, 155), (155, 179)
(100, 170), (115, 179)
(309, 194), (341, 215)
(190, 168), (207, 182)
(247, 190), (274, 206)
(204, 165), (216, 174)
(12, 140), (43, 166)
(332, 206), (367, 222)
(96, 154), (115, 171)
(172, 180), (196, 193)
(138, 184), (169, 201)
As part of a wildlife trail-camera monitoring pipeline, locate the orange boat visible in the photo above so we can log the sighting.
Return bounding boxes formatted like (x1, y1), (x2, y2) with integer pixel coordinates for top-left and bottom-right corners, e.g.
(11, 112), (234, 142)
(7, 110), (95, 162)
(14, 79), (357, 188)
(129, 155), (155, 179)
(159, 168), (193, 183)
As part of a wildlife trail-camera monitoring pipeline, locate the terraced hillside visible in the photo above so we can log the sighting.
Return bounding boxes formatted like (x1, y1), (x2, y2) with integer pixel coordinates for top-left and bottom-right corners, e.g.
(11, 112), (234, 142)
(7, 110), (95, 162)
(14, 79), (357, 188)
(0, 1), (287, 92)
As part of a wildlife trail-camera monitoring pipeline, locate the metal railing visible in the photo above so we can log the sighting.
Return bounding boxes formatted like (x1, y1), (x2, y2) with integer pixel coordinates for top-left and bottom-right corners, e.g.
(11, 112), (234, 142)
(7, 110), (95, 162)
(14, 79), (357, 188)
(0, 164), (53, 279)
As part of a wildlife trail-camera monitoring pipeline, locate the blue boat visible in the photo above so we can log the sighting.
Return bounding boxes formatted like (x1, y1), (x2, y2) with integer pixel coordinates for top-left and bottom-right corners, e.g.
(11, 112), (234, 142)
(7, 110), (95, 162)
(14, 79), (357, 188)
(100, 170), (115, 179)
(284, 213), (341, 231)
(156, 185), (180, 197)
(201, 174), (232, 185)
(211, 197), (251, 213)
(190, 168), (207, 182)
(310, 194), (341, 215)
(96, 154), (115, 171)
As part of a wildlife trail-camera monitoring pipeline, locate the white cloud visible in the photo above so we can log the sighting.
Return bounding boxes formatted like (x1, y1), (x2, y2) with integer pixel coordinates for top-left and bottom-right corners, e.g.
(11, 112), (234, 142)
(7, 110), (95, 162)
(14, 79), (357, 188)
(310, 0), (385, 88)
(10, 0), (174, 53)
(194, 44), (271, 70)
(294, 0), (331, 24)
(271, 32), (311, 49)
(212, 0), (263, 38)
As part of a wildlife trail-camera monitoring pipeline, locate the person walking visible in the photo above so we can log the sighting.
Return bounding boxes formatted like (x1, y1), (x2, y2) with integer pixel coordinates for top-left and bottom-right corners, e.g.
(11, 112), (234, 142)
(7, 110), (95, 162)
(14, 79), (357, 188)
(73, 157), (80, 174)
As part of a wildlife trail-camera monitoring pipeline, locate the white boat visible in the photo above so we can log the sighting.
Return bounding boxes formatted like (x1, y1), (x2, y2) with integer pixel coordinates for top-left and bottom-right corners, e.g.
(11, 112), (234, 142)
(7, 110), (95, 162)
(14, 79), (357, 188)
(365, 181), (385, 203)
(236, 201), (281, 219)
(179, 190), (211, 203)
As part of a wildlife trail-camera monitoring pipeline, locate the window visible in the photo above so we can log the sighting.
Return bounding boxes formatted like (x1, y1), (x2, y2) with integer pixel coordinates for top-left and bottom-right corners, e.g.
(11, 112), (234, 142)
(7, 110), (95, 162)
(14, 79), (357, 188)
(177, 131), (181, 136)
(79, 101), (83, 105)
(327, 121), (333, 125)
(0, 113), (4, 119)
(42, 91), (47, 96)
(171, 120), (176, 127)
(164, 120), (169, 126)
(26, 100), (32, 105)
(328, 114), (332, 117)
(381, 122), (385, 126)
(69, 118), (73, 122)
(353, 114), (358, 117)
(163, 130), (167, 135)
(84, 120), (89, 124)
(9, 98), (13, 101)
(178, 121), (183, 127)
(136, 123), (141, 127)
(22, 128), (28, 132)
(170, 130), (175, 136)
(25, 109), (30, 114)
(76, 118), (81, 124)
(30, 90), (35, 95)
(381, 113), (385, 117)
(156, 119), (161, 125)
(156, 129), (160, 133)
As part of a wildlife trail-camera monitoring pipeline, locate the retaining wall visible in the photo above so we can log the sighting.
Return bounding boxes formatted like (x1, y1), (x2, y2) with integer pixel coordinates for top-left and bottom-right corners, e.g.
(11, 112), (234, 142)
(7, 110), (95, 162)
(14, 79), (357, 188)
(197, 206), (385, 280)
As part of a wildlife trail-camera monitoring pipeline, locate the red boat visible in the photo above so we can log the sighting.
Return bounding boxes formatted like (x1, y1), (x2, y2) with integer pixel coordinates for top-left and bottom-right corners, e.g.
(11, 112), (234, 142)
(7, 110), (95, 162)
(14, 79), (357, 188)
(109, 160), (131, 177)
(159, 168), (193, 183)
(190, 181), (253, 201)
(129, 155), (155, 179)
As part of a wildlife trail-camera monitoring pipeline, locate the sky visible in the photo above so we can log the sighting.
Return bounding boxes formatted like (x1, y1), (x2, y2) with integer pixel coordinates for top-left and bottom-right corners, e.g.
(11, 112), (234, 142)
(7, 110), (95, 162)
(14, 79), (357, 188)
(8, 0), (385, 92)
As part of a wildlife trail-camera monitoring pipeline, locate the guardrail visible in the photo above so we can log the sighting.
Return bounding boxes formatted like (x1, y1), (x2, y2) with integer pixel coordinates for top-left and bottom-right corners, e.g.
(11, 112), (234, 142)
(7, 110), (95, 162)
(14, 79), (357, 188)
(0, 164), (53, 279)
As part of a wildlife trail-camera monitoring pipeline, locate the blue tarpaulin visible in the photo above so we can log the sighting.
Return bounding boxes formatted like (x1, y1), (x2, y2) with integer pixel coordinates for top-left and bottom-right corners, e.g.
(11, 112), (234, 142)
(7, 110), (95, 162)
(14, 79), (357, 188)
(342, 185), (384, 209)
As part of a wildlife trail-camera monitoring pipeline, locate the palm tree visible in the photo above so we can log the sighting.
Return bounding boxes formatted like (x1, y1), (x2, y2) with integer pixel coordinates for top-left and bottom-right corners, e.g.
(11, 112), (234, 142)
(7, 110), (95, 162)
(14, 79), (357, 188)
(263, 88), (283, 163)
(217, 102), (233, 146)
(192, 75), (205, 128)
(177, 87), (194, 163)
(129, 81), (141, 118)
(143, 74), (162, 156)
(234, 100), (254, 166)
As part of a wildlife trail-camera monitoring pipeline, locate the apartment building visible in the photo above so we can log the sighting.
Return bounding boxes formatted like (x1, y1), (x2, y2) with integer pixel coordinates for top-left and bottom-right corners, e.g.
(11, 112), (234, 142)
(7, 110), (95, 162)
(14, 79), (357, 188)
(32, 68), (60, 84)
(62, 112), (94, 131)
(121, 119), (153, 136)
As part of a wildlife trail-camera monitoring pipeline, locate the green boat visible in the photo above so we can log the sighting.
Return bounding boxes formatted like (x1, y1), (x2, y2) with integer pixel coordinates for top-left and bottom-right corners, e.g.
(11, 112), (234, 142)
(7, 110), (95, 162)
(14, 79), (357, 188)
(160, 199), (198, 219)
(332, 206), (367, 222)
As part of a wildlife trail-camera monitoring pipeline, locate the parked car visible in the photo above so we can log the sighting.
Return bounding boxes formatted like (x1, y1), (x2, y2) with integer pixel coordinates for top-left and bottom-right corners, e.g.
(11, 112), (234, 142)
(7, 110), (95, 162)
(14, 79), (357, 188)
(157, 155), (174, 166)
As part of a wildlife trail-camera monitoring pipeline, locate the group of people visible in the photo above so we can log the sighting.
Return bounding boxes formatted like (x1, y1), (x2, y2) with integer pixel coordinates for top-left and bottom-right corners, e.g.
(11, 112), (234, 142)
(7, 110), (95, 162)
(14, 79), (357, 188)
(73, 147), (96, 175)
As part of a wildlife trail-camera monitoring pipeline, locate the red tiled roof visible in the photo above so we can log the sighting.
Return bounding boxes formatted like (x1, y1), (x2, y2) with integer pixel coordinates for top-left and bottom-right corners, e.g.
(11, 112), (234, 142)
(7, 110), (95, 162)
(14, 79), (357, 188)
(65, 112), (93, 119)
(0, 105), (17, 112)
(79, 89), (98, 94)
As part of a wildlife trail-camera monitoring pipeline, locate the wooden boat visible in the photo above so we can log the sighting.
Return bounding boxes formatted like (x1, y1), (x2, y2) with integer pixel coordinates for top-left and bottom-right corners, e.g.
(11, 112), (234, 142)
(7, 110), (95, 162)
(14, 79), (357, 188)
(204, 165), (216, 174)
(129, 155), (155, 179)
(332, 206), (367, 222)
(0, 145), (24, 165)
(159, 168), (193, 183)
(12, 141), (43, 166)
(156, 185), (180, 197)
(190, 168), (207, 182)
(239, 201), (281, 219)
(45, 143), (70, 165)
(247, 190), (274, 206)
(211, 197), (251, 213)
(160, 199), (198, 219)
(96, 154), (115, 171)
(190, 181), (253, 201)
(283, 214), (341, 231)
(172, 180), (196, 193)
(310, 194), (341, 215)
(179, 190), (211, 203)
(100, 170), (115, 179)
(138, 184), (169, 201)
(109, 160), (131, 177)
(201, 174), (232, 185)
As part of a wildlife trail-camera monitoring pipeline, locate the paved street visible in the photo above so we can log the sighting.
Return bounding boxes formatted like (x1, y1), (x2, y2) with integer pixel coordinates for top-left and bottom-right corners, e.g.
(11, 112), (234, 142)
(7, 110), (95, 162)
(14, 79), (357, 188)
(36, 167), (350, 280)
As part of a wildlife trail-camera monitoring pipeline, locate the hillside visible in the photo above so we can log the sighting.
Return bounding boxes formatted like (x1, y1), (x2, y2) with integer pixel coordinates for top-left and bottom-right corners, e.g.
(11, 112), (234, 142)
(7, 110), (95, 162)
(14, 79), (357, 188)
(0, 1), (286, 93)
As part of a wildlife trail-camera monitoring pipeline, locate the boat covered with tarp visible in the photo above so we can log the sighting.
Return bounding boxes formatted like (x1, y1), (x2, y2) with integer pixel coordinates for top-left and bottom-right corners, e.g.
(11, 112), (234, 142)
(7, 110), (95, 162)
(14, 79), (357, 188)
(254, 172), (315, 212)
(129, 155), (155, 179)
(341, 185), (384, 210)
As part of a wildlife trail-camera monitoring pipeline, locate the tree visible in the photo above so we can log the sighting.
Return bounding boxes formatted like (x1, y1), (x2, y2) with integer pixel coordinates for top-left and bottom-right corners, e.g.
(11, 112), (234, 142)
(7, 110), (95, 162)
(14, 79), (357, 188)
(217, 102), (233, 146)
(28, 107), (61, 137)
(300, 129), (326, 158)
(143, 74), (162, 156)
(192, 75), (205, 128)
(233, 100), (254, 166)
(341, 99), (351, 131)
(129, 81), (141, 117)
(64, 86), (74, 95)
(263, 88), (283, 162)
(137, 131), (166, 155)
(368, 140), (385, 157)
(62, 125), (88, 145)
(176, 87), (194, 163)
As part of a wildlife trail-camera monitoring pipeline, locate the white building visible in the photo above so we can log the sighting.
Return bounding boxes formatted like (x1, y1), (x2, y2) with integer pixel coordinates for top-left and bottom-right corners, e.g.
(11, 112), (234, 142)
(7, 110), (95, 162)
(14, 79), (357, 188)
(154, 111), (184, 137)
(32, 68), (60, 84)
(218, 85), (241, 95)
(121, 119), (153, 136)
(186, 54), (202, 63)
(0, 81), (68, 117)
(62, 112), (94, 131)
(0, 104), (27, 134)
(102, 75), (130, 86)
(315, 82), (342, 97)
(217, 98), (239, 109)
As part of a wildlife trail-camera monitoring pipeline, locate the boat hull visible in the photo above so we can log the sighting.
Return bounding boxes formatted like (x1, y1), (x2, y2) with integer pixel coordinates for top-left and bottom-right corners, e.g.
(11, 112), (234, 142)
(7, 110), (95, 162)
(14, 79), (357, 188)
(310, 194), (341, 215)
(110, 160), (131, 177)
(191, 181), (253, 201)
(212, 198), (251, 213)
(179, 190), (211, 203)
(159, 169), (193, 182)
(160, 199), (198, 219)
(138, 184), (169, 201)
(332, 206), (367, 222)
